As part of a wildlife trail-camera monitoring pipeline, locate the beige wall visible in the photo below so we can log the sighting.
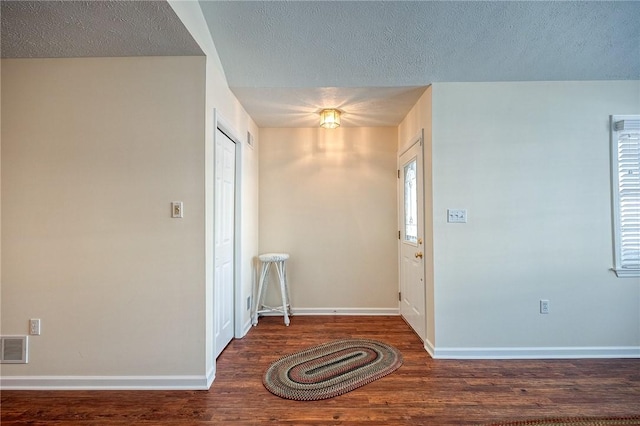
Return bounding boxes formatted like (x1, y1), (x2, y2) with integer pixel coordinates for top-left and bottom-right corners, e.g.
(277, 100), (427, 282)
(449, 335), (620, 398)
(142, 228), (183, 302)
(431, 81), (640, 352)
(259, 127), (398, 311)
(0, 61), (3, 309)
(1, 57), (207, 377)
(168, 1), (260, 377)
(1, 2), (261, 388)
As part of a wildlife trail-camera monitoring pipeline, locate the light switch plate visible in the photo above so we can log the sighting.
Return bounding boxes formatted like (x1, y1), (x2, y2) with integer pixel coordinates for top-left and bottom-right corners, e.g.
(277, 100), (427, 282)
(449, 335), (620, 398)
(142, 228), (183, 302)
(171, 201), (184, 218)
(447, 209), (467, 223)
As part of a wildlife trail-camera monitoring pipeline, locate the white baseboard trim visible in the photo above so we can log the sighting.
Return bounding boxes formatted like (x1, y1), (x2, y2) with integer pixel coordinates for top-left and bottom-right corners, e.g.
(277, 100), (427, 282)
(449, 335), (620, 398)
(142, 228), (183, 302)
(241, 318), (253, 337)
(430, 346), (640, 359)
(206, 367), (215, 389)
(290, 307), (399, 316)
(0, 374), (213, 390)
(424, 339), (436, 358)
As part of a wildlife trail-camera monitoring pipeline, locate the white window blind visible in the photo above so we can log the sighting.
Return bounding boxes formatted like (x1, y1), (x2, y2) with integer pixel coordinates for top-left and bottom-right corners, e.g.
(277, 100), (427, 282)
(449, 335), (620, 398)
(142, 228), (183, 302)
(611, 115), (640, 277)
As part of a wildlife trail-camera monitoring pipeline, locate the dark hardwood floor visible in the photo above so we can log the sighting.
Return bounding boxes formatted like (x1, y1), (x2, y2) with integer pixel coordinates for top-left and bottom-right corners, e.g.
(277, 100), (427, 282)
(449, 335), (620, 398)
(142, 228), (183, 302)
(2, 316), (639, 425)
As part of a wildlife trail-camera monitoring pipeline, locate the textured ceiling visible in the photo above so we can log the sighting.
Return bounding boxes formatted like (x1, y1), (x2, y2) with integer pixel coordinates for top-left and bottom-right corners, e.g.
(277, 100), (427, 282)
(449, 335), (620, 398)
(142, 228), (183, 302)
(1, 1), (202, 58)
(200, 0), (640, 127)
(2, 1), (638, 128)
(202, 1), (639, 87)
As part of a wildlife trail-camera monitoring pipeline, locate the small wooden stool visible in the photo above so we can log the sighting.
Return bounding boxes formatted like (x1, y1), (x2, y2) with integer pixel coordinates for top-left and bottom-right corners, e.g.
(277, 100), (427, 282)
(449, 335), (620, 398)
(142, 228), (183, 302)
(252, 253), (291, 326)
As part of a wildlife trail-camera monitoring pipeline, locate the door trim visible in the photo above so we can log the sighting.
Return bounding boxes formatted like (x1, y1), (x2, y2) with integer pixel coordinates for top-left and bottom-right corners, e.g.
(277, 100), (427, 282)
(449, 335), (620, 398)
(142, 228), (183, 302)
(399, 128), (424, 156)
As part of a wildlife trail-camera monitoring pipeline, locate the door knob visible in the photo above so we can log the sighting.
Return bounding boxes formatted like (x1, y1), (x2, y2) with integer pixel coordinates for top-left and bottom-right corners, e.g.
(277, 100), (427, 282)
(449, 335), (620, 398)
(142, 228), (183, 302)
(415, 252), (423, 259)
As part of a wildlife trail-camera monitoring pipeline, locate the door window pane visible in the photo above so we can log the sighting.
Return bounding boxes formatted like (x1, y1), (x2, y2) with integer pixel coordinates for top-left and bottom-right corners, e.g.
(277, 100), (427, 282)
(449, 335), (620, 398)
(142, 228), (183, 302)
(404, 159), (417, 243)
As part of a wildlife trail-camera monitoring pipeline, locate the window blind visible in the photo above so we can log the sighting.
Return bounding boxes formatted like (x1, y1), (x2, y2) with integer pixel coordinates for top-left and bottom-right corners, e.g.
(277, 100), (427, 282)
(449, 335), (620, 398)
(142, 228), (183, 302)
(612, 117), (640, 276)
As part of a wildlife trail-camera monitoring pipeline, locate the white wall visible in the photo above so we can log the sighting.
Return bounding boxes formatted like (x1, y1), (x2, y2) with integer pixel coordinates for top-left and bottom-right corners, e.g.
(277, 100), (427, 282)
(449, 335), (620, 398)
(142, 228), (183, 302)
(1, 57), (207, 380)
(259, 127), (398, 312)
(431, 81), (640, 354)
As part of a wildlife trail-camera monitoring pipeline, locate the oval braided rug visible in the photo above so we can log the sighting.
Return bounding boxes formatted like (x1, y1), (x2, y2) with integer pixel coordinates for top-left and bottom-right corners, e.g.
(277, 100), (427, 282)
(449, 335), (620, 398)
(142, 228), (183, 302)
(263, 338), (403, 401)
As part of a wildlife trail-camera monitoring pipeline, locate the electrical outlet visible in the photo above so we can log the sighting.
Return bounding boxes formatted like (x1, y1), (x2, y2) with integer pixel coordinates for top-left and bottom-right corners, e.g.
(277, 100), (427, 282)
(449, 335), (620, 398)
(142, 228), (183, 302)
(247, 296), (252, 311)
(29, 319), (41, 335)
(540, 300), (550, 314)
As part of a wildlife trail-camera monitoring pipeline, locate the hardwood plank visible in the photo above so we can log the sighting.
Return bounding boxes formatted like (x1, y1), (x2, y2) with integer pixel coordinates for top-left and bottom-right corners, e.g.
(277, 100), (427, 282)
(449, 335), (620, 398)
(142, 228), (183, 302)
(2, 316), (639, 425)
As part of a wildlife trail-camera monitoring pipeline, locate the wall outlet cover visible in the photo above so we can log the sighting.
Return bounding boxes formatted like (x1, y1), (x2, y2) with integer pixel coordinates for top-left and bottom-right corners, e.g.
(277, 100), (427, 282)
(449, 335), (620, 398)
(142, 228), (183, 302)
(29, 319), (41, 335)
(540, 299), (550, 314)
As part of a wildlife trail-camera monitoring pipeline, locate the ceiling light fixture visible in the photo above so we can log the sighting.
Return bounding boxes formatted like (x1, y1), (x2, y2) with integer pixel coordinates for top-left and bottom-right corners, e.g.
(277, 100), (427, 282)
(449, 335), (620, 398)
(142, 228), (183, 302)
(319, 109), (341, 129)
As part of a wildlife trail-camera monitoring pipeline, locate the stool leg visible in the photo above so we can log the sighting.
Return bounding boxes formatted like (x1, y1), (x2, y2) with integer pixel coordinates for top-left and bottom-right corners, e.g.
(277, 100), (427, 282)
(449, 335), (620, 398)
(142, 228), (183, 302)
(275, 260), (290, 326)
(252, 261), (270, 326)
(283, 260), (291, 316)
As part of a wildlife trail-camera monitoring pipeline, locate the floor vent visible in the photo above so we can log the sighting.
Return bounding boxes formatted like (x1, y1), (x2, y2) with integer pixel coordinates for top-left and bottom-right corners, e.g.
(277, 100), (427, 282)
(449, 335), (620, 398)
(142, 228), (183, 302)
(1, 336), (28, 363)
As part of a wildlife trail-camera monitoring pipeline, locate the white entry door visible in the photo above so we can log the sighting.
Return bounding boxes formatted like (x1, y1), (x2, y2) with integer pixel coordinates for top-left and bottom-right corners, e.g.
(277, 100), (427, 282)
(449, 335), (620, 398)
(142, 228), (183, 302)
(398, 135), (426, 340)
(214, 128), (236, 358)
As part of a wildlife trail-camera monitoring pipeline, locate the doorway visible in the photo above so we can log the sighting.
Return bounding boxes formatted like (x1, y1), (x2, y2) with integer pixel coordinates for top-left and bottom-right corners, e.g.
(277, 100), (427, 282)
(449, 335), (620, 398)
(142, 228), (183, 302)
(398, 130), (426, 340)
(214, 125), (237, 358)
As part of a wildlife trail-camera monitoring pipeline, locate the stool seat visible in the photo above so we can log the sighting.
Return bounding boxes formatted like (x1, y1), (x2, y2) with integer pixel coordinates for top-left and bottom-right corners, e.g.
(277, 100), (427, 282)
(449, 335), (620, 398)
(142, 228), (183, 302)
(258, 253), (289, 262)
(252, 253), (291, 326)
